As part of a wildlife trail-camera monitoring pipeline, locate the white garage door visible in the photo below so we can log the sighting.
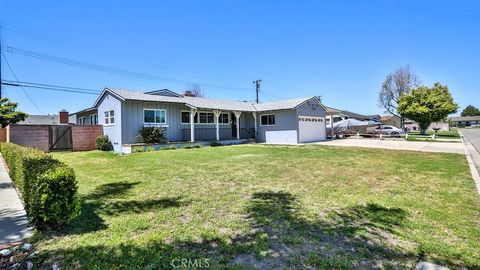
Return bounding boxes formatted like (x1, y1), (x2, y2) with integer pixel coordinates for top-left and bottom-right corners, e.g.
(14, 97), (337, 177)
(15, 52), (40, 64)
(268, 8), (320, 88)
(298, 116), (326, 143)
(265, 130), (298, 144)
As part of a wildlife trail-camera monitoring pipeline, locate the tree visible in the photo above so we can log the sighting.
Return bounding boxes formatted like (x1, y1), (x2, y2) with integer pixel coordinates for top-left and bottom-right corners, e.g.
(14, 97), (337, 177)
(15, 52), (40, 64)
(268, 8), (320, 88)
(378, 66), (420, 127)
(185, 83), (204, 97)
(461, 105), (480, 116)
(397, 82), (458, 134)
(0, 98), (28, 127)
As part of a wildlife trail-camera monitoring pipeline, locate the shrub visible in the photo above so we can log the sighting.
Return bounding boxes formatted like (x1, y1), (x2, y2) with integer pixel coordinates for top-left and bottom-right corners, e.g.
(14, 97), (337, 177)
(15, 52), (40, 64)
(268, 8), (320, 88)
(145, 146), (155, 152)
(210, 140), (222, 147)
(132, 146), (145, 153)
(162, 145), (177, 150)
(139, 127), (167, 144)
(183, 144), (202, 149)
(95, 135), (113, 151)
(0, 143), (80, 228)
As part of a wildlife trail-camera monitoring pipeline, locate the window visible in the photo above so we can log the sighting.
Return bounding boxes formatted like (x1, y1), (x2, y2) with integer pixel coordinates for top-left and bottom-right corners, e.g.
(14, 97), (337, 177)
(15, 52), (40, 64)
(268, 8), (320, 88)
(181, 111), (190, 124)
(90, 114), (98, 125)
(79, 116), (86, 125)
(219, 113), (229, 124)
(260, 114), (276, 126)
(198, 112), (214, 124)
(144, 109), (166, 124)
(104, 110), (114, 125)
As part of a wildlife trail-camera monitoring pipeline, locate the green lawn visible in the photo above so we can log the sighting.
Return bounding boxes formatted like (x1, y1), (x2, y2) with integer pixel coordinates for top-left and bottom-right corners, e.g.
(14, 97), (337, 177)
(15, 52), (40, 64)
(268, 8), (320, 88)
(407, 130), (460, 143)
(408, 130), (460, 138)
(31, 145), (480, 269)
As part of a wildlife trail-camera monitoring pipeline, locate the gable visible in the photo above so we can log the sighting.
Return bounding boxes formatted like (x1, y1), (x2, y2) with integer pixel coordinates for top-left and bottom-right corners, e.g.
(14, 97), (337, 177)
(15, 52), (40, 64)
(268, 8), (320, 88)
(144, 89), (183, 97)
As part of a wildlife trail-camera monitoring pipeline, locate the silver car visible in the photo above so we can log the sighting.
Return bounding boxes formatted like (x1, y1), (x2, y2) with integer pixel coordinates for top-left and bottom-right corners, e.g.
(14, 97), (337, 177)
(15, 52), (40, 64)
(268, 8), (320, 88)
(375, 125), (406, 137)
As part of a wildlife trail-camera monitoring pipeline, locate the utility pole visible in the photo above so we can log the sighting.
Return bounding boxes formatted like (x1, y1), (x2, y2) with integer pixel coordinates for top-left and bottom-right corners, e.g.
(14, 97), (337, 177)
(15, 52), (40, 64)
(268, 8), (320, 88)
(0, 24), (2, 99)
(253, 79), (261, 103)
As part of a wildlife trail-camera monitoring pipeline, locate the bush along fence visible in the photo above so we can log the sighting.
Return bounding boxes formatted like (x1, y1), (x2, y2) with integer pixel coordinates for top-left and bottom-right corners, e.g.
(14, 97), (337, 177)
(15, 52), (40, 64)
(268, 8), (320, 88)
(0, 143), (80, 228)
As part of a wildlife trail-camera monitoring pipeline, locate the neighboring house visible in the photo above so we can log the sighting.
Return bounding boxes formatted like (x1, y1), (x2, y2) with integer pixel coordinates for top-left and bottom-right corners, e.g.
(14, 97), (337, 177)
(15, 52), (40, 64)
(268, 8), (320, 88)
(380, 115), (401, 127)
(380, 115), (449, 131)
(69, 107), (98, 125)
(449, 116), (480, 127)
(75, 88), (328, 152)
(325, 106), (378, 126)
(17, 110), (69, 125)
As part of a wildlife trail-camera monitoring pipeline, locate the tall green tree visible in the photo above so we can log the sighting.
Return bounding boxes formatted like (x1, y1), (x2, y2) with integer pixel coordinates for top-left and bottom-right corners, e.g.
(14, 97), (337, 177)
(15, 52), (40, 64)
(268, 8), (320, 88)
(0, 98), (28, 127)
(461, 105), (480, 116)
(397, 83), (458, 134)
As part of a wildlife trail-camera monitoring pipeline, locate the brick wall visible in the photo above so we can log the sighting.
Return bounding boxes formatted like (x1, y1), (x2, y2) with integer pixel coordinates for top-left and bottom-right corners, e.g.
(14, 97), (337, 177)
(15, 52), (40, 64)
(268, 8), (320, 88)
(7, 125), (50, 151)
(72, 125), (103, 151)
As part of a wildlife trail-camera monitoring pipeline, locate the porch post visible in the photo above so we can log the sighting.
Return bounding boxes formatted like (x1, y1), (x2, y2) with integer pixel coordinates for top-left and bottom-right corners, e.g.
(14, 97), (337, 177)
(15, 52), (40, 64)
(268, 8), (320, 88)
(234, 111), (242, 140)
(213, 110), (221, 141)
(190, 108), (197, 142)
(330, 116), (335, 139)
(252, 112), (257, 140)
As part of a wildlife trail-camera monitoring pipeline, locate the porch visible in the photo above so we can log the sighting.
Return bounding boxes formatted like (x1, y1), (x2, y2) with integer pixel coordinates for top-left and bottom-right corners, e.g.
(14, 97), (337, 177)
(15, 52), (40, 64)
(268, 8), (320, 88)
(184, 108), (258, 142)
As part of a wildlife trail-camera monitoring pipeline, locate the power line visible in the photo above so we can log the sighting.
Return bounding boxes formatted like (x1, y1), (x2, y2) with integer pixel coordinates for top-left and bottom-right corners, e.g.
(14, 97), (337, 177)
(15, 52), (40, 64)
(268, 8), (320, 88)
(2, 23), (257, 81)
(3, 80), (101, 93)
(4, 45), (253, 92)
(1, 52), (45, 113)
(1, 80), (101, 95)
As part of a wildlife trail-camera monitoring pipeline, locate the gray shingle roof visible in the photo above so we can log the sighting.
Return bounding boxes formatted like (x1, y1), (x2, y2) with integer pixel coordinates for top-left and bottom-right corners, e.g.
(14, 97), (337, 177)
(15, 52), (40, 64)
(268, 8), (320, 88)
(253, 97), (314, 111)
(17, 115), (60, 125)
(101, 88), (320, 112)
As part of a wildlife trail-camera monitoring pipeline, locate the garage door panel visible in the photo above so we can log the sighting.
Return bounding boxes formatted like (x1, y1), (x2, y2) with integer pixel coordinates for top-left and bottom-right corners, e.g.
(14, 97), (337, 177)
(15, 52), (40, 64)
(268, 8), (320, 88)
(298, 116), (326, 143)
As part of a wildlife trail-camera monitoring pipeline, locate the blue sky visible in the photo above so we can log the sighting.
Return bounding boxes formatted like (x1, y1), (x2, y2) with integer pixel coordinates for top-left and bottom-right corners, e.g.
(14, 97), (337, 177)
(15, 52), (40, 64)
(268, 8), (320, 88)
(0, 0), (478, 115)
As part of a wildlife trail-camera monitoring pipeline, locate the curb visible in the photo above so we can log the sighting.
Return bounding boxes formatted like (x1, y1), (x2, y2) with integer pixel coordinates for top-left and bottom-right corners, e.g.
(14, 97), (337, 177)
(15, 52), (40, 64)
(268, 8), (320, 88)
(458, 130), (480, 195)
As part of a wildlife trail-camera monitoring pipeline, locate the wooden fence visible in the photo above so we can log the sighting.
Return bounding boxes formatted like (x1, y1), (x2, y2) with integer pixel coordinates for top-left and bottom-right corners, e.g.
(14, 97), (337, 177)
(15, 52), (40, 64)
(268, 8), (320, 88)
(5, 125), (103, 152)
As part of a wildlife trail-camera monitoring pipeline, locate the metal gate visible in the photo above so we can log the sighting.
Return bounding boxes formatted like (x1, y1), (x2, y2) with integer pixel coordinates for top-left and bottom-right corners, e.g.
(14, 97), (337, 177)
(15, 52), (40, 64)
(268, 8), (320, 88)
(50, 125), (72, 151)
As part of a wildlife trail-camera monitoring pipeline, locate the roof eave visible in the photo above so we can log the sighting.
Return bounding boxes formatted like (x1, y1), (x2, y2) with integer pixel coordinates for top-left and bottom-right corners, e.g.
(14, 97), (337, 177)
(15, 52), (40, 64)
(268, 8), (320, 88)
(92, 88), (126, 108)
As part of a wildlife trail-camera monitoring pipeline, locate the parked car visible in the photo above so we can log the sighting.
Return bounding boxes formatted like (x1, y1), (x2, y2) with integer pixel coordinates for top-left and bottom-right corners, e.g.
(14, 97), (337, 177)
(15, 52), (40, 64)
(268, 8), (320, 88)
(375, 125), (405, 137)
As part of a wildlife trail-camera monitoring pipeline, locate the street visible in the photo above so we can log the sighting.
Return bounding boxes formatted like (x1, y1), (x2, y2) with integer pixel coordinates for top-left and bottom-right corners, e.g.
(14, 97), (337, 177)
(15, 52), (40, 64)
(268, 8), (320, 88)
(461, 128), (480, 152)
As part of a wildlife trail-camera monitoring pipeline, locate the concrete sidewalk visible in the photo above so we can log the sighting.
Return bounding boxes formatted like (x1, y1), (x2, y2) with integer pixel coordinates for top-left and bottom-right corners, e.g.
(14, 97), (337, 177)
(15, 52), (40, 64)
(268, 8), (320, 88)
(0, 155), (32, 244)
(313, 138), (465, 154)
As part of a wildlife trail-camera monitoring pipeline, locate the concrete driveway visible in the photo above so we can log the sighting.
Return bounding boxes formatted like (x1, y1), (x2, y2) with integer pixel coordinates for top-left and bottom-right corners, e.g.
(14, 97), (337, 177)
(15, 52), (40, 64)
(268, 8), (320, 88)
(314, 138), (465, 154)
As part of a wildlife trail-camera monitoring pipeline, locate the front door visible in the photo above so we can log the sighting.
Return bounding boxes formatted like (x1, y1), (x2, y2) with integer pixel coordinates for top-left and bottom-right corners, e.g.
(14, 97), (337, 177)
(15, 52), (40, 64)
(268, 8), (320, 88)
(231, 113), (237, 138)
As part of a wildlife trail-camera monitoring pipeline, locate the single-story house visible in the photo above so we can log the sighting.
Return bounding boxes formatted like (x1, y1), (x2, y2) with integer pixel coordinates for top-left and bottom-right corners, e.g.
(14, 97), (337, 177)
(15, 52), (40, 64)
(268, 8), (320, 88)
(449, 116), (480, 127)
(71, 88), (328, 152)
(69, 107), (98, 125)
(17, 110), (70, 125)
(380, 115), (449, 131)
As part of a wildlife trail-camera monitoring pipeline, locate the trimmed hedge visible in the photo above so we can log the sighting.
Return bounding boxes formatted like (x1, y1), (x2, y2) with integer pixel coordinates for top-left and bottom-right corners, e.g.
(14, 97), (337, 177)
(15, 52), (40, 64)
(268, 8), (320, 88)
(0, 143), (80, 228)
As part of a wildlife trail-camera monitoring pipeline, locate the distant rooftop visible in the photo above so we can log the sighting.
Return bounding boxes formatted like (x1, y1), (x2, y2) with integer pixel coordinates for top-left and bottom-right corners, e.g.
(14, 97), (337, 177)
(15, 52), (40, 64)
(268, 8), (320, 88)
(17, 115), (59, 125)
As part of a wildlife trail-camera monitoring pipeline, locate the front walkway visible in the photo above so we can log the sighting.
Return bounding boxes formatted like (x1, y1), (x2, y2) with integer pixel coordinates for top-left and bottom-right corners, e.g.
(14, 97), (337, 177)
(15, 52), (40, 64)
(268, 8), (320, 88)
(313, 138), (465, 154)
(0, 155), (32, 244)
